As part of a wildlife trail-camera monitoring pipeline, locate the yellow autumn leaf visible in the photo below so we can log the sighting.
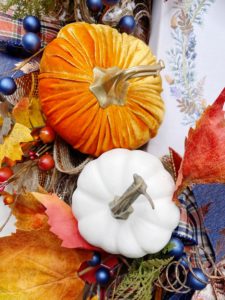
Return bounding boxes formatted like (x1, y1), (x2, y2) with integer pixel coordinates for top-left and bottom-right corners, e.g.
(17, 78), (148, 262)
(0, 228), (91, 300)
(12, 97), (45, 128)
(29, 97), (45, 127)
(0, 123), (33, 166)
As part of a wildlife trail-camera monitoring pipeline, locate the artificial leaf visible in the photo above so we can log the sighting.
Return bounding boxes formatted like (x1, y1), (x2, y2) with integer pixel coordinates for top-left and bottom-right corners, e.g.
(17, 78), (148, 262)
(176, 89), (225, 194)
(169, 147), (182, 181)
(12, 97), (30, 128)
(0, 123), (33, 166)
(12, 192), (48, 231)
(0, 102), (12, 143)
(12, 97), (45, 128)
(0, 117), (12, 143)
(29, 97), (45, 127)
(0, 228), (91, 300)
(32, 192), (98, 250)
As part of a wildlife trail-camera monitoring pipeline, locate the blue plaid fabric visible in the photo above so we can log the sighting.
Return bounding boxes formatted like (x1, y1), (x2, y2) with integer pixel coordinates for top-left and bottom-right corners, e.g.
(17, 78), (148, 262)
(173, 188), (214, 263)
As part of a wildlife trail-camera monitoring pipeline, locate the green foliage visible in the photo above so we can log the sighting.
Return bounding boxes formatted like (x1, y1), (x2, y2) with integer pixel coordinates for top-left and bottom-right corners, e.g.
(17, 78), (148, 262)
(0, 0), (58, 18)
(113, 257), (172, 300)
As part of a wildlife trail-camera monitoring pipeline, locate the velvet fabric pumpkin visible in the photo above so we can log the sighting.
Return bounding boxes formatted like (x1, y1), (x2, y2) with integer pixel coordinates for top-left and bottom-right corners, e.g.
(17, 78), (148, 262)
(39, 22), (164, 157)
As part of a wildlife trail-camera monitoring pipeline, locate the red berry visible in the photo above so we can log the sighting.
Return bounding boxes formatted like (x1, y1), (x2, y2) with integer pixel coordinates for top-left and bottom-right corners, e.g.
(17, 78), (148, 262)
(38, 154), (55, 171)
(3, 194), (14, 205)
(0, 167), (13, 183)
(39, 126), (56, 144)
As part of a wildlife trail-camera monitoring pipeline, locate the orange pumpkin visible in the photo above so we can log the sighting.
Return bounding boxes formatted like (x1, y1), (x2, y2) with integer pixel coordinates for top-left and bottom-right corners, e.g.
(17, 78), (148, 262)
(39, 22), (164, 157)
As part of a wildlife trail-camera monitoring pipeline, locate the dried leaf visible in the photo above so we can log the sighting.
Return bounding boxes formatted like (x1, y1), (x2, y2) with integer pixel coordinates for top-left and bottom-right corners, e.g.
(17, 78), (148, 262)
(0, 117), (12, 144)
(12, 97), (45, 128)
(32, 192), (98, 250)
(0, 102), (12, 143)
(0, 228), (91, 300)
(176, 89), (225, 194)
(29, 97), (45, 128)
(12, 98), (30, 128)
(0, 123), (33, 166)
(12, 192), (48, 231)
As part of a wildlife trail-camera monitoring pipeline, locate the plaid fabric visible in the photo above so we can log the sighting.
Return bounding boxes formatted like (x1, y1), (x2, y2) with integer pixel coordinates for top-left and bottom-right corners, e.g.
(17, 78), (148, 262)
(173, 188), (214, 263)
(0, 9), (61, 51)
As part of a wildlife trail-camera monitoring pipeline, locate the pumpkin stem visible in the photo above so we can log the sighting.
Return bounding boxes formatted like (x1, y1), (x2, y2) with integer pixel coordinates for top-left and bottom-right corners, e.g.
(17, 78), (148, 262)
(90, 60), (165, 109)
(109, 174), (155, 220)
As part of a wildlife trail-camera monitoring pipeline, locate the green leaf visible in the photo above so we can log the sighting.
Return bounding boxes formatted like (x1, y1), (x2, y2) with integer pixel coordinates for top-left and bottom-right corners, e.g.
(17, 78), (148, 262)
(113, 257), (172, 300)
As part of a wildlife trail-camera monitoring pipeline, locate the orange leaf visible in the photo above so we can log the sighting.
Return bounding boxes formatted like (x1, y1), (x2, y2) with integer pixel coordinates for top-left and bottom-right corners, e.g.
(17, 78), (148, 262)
(12, 192), (48, 231)
(0, 228), (91, 300)
(32, 192), (98, 251)
(176, 88), (225, 194)
(12, 97), (45, 128)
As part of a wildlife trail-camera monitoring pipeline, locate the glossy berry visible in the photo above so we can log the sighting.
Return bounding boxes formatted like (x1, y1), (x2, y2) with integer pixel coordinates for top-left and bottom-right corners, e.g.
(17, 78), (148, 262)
(167, 237), (184, 259)
(39, 126), (56, 144)
(3, 194), (14, 205)
(23, 16), (41, 33)
(0, 77), (17, 95)
(38, 154), (55, 171)
(118, 15), (136, 34)
(22, 32), (41, 53)
(86, 0), (103, 12)
(0, 167), (14, 183)
(87, 251), (101, 266)
(186, 268), (208, 290)
(103, 0), (119, 5)
(95, 267), (110, 286)
(179, 253), (189, 269)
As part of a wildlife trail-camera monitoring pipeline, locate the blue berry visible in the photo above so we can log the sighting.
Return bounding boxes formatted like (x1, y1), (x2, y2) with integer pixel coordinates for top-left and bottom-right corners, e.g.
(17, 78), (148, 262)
(118, 15), (136, 34)
(87, 251), (101, 266)
(167, 237), (184, 259)
(86, 0), (103, 12)
(22, 33), (41, 53)
(186, 268), (208, 290)
(23, 16), (41, 33)
(95, 267), (110, 286)
(0, 77), (17, 95)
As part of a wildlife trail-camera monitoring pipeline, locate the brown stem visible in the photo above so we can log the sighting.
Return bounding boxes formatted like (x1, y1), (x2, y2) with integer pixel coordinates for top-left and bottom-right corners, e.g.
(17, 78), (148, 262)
(109, 174), (154, 220)
(90, 60), (165, 108)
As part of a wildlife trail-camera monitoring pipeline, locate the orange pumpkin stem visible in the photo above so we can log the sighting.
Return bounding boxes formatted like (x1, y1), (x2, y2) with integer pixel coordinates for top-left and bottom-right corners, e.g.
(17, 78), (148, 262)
(90, 60), (165, 109)
(109, 174), (155, 220)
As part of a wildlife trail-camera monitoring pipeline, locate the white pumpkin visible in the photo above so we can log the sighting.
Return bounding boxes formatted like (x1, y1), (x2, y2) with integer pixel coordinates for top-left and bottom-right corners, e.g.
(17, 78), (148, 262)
(72, 149), (180, 258)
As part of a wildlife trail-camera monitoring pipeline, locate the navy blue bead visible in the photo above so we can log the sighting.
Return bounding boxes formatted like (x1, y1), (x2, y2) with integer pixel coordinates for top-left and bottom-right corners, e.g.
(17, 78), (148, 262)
(22, 33), (41, 53)
(86, 0), (103, 12)
(95, 267), (110, 285)
(87, 251), (101, 266)
(118, 15), (136, 34)
(103, 0), (119, 5)
(167, 237), (184, 259)
(23, 16), (41, 33)
(186, 268), (208, 290)
(0, 77), (17, 95)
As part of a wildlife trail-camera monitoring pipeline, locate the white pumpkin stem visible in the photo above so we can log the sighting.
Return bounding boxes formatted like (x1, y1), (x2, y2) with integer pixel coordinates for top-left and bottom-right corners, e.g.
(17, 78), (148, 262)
(90, 60), (165, 109)
(109, 174), (155, 220)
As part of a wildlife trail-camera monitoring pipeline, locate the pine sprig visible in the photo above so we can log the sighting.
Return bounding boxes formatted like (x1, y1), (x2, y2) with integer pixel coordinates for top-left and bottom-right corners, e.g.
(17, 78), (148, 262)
(113, 257), (172, 300)
(0, 0), (58, 18)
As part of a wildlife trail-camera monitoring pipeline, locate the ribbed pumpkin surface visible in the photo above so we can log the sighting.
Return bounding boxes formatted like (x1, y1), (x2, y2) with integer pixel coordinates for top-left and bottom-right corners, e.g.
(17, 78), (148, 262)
(39, 22), (164, 157)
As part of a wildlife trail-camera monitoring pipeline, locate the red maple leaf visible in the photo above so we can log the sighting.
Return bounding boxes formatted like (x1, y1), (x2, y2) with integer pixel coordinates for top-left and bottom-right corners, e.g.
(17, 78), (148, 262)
(176, 88), (225, 194)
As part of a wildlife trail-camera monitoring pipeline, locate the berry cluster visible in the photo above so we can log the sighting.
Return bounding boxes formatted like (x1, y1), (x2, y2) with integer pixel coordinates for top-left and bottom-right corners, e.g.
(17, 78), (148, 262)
(0, 16), (41, 96)
(86, 0), (136, 34)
